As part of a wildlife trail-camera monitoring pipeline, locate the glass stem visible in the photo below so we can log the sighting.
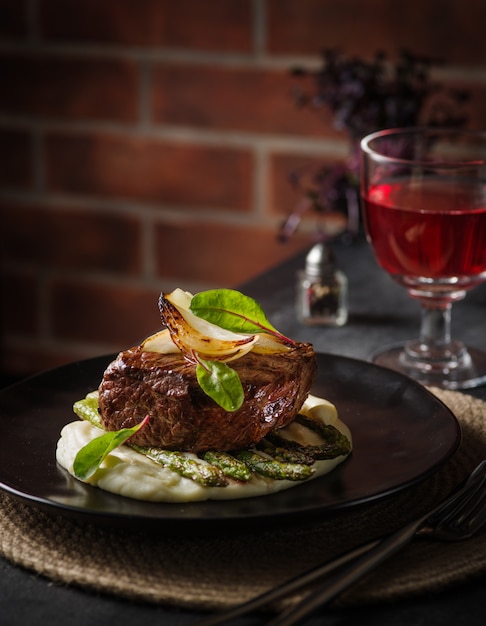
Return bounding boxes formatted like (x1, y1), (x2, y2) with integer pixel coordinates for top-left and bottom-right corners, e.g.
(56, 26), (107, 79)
(404, 301), (469, 368)
(419, 304), (451, 350)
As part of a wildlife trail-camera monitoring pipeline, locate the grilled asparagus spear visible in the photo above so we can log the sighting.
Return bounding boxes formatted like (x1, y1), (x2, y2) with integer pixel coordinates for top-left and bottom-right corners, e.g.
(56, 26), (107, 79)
(72, 394), (348, 486)
(202, 450), (253, 482)
(233, 450), (315, 481)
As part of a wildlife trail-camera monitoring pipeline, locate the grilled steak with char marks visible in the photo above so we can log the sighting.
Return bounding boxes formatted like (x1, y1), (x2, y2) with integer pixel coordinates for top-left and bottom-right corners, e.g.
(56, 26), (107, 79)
(98, 342), (317, 452)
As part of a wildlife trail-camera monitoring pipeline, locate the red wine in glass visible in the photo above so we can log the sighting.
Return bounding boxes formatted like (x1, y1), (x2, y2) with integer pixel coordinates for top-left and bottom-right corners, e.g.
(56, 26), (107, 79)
(363, 180), (486, 287)
(361, 128), (486, 389)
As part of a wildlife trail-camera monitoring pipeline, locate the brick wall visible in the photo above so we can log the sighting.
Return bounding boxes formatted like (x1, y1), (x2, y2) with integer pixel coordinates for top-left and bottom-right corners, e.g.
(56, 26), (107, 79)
(2, 0), (486, 379)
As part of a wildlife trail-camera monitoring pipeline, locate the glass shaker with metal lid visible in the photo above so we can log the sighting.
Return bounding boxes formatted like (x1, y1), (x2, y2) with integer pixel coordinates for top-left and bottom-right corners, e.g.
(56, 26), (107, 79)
(296, 243), (348, 326)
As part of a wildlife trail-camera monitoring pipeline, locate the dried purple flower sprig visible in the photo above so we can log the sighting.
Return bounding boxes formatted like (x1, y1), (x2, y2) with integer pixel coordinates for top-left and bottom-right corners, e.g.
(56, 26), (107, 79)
(279, 49), (470, 243)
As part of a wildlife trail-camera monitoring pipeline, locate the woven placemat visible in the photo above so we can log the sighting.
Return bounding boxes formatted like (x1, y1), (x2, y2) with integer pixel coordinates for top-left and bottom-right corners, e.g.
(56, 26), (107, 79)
(1, 387), (485, 612)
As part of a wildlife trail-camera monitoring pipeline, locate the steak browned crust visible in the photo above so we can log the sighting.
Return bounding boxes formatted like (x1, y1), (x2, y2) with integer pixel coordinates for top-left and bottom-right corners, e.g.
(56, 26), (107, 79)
(98, 343), (317, 452)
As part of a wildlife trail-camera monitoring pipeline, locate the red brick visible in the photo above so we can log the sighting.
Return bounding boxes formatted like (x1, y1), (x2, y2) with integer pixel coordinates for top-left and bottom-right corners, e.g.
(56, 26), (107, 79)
(267, 0), (486, 66)
(45, 132), (253, 211)
(0, 0), (28, 39)
(1, 269), (38, 335)
(40, 0), (252, 51)
(152, 63), (331, 137)
(0, 53), (138, 122)
(0, 129), (34, 189)
(154, 220), (310, 285)
(0, 201), (143, 275)
(51, 281), (162, 346)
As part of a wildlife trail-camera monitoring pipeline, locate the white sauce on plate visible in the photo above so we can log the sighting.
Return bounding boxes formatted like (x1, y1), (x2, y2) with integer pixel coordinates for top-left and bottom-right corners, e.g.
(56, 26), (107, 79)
(56, 394), (352, 503)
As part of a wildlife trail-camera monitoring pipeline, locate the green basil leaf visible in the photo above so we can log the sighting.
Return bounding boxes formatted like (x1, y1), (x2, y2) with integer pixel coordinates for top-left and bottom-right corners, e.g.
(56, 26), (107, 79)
(73, 416), (149, 480)
(190, 289), (278, 335)
(196, 359), (244, 412)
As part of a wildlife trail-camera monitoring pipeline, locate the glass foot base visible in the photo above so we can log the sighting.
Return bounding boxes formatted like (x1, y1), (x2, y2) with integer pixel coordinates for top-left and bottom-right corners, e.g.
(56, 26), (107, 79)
(371, 344), (486, 390)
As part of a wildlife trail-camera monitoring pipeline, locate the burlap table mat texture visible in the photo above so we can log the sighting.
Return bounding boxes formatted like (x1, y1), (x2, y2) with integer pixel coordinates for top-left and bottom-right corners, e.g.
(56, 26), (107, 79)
(1, 387), (485, 613)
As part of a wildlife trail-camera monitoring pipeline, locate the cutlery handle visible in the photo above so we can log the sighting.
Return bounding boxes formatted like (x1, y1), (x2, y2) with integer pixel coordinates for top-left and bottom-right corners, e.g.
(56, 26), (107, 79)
(192, 541), (378, 626)
(265, 520), (420, 626)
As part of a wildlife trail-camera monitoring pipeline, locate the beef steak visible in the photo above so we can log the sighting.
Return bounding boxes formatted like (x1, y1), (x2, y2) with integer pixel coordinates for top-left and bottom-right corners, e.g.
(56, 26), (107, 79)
(98, 343), (317, 452)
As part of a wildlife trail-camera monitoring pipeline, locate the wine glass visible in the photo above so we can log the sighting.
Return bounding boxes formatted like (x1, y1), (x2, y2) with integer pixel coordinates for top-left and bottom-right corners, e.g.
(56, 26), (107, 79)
(360, 127), (486, 389)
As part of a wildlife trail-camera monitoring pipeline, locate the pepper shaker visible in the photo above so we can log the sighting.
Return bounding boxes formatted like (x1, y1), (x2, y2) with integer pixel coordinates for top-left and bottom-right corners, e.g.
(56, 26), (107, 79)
(296, 243), (348, 326)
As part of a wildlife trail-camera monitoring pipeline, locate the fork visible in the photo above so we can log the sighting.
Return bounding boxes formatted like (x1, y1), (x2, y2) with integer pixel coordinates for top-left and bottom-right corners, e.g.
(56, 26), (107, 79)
(193, 460), (486, 626)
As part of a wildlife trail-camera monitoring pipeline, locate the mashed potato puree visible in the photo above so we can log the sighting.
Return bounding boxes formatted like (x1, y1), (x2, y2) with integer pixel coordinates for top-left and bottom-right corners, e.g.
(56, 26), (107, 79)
(56, 394), (352, 503)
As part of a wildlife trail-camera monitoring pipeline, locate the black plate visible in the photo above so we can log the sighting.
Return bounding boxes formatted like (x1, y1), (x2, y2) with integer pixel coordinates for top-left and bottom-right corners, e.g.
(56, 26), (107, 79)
(0, 353), (460, 533)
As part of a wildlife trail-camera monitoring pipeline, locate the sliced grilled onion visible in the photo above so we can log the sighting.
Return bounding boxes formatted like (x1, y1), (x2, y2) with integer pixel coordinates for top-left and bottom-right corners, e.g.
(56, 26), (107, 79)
(251, 332), (292, 354)
(141, 328), (178, 354)
(143, 289), (289, 360)
(158, 291), (258, 361)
